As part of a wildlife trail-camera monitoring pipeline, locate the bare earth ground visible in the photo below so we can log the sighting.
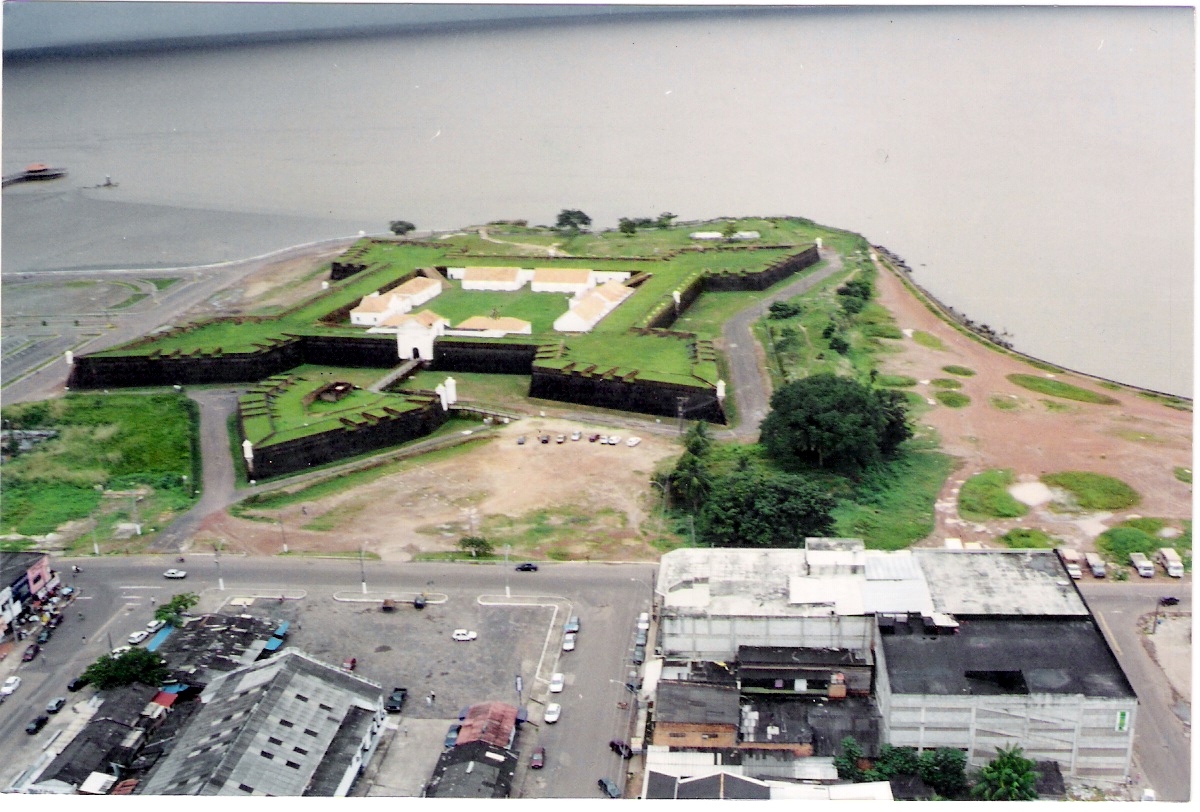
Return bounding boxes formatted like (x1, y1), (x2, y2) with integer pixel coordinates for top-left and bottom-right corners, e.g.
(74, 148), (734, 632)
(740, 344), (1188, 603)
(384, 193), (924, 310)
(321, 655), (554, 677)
(1143, 613), (1192, 706)
(192, 418), (678, 561)
(872, 259), (1192, 551)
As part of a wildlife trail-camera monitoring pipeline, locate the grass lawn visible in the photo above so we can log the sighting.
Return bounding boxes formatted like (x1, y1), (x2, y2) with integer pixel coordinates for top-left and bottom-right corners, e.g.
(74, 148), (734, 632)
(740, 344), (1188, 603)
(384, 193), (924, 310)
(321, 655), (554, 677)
(831, 447), (954, 550)
(942, 365), (975, 376)
(911, 330), (945, 350)
(929, 378), (961, 389)
(957, 469), (1027, 520)
(1041, 470), (1139, 511)
(877, 375), (917, 387)
(998, 528), (1057, 548)
(1174, 466), (1192, 484)
(989, 394), (1022, 410)
(1007, 374), (1119, 405)
(934, 390), (970, 408)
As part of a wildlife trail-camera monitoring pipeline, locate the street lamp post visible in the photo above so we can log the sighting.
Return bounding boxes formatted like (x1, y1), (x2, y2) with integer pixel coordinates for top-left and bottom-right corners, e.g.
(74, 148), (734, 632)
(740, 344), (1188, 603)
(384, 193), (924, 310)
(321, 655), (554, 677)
(215, 539), (224, 591)
(360, 542), (367, 595)
(504, 545), (511, 598)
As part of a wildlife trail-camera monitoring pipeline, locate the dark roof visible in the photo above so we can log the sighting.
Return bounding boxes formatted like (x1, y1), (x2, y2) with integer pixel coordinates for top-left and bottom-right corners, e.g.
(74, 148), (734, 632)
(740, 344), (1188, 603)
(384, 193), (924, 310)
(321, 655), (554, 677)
(305, 705), (377, 796)
(457, 701), (519, 749)
(743, 697), (881, 756)
(1035, 760), (1067, 799)
(645, 770), (681, 799)
(36, 685), (158, 789)
(880, 617), (1136, 698)
(739, 646), (869, 669)
(0, 551), (45, 586)
(676, 772), (771, 799)
(656, 680), (740, 726)
(424, 740), (517, 798)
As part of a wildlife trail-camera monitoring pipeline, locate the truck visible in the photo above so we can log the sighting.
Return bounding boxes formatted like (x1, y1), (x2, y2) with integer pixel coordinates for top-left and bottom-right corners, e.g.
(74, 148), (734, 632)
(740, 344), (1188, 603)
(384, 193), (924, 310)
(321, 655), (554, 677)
(1056, 548), (1083, 580)
(1084, 552), (1106, 578)
(1129, 552), (1154, 578)
(1156, 548), (1184, 578)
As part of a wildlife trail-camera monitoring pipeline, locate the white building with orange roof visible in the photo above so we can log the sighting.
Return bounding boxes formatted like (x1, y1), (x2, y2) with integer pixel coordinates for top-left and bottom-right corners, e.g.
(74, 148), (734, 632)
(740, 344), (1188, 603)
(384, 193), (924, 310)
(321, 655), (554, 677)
(349, 276), (444, 326)
(530, 267), (594, 295)
(446, 316), (533, 338)
(448, 267), (527, 291)
(553, 281), (634, 332)
(366, 309), (448, 360)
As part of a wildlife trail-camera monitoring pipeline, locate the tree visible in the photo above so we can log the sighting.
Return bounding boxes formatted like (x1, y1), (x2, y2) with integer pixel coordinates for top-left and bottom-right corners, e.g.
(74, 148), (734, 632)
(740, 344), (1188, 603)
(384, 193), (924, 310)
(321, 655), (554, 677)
(458, 535), (494, 558)
(669, 452), (711, 512)
(697, 468), (834, 547)
(768, 301), (803, 320)
(683, 420), (711, 457)
(388, 220), (416, 236)
(555, 209), (591, 233)
(759, 373), (912, 473)
(656, 211), (677, 229)
(918, 747), (969, 798)
(721, 220), (738, 240)
(618, 217), (638, 236)
(155, 592), (199, 627)
(82, 648), (169, 690)
(971, 744), (1039, 801)
(833, 736), (866, 781)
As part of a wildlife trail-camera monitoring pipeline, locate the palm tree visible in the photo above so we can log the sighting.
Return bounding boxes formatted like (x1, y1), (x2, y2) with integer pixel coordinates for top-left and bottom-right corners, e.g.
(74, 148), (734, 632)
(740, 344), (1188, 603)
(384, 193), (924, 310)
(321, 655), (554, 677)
(971, 744), (1039, 800)
(670, 452), (711, 512)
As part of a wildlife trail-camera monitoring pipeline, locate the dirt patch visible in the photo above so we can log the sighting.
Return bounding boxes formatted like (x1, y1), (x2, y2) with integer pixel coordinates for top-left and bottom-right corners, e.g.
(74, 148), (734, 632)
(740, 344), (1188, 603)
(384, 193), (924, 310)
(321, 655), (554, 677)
(1143, 613), (1192, 706)
(182, 242), (351, 319)
(195, 419), (679, 561)
(874, 260), (1192, 551)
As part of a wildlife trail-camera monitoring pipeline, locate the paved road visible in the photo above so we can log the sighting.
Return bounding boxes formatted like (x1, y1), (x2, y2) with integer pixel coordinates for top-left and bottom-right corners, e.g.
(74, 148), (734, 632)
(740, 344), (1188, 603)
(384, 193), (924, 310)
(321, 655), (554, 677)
(0, 557), (655, 798)
(721, 247), (844, 439)
(1078, 580), (1191, 801)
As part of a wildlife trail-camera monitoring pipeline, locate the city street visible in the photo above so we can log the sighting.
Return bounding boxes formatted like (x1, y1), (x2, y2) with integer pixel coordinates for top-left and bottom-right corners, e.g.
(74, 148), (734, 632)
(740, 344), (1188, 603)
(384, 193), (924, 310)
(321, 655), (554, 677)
(1079, 580), (1191, 801)
(0, 556), (655, 797)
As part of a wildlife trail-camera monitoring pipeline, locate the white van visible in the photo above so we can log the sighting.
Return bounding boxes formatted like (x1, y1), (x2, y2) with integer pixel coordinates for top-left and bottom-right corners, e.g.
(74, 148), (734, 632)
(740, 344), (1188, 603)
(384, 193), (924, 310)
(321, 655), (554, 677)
(1130, 552), (1155, 578)
(1156, 548), (1184, 578)
(1056, 548), (1083, 580)
(1084, 552), (1106, 578)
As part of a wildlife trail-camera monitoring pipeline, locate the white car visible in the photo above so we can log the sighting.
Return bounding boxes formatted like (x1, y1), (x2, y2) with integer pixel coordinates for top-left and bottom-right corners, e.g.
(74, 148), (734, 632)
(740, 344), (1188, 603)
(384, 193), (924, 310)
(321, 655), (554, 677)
(1, 676), (21, 696)
(128, 630), (150, 645)
(544, 703), (562, 723)
(111, 646), (133, 657)
(626, 437), (641, 447)
(562, 633), (576, 652)
(163, 569), (187, 579)
(549, 672), (565, 693)
(608, 436), (621, 445)
(570, 431), (582, 441)
(146, 620), (166, 633)
(451, 629), (478, 642)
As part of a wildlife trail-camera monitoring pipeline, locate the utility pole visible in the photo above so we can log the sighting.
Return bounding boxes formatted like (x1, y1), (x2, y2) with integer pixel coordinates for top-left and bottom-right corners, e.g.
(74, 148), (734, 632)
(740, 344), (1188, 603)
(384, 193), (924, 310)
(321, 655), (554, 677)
(676, 397), (686, 434)
(360, 543), (367, 595)
(215, 539), (224, 591)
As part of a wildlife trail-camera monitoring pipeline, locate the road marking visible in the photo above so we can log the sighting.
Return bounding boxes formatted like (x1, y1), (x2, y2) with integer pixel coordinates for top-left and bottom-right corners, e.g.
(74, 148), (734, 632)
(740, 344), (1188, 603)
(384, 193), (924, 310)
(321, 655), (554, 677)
(118, 585), (163, 590)
(1094, 611), (1122, 656)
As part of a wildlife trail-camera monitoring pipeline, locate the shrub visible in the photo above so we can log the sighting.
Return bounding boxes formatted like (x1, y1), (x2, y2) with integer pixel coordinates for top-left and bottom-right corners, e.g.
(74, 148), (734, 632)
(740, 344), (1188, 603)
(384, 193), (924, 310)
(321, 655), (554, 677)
(958, 470), (1027, 520)
(942, 365), (976, 376)
(1096, 526), (1158, 560)
(1041, 471), (1139, 511)
(768, 301), (803, 319)
(934, 391), (970, 408)
(929, 378), (962, 389)
(999, 528), (1056, 548)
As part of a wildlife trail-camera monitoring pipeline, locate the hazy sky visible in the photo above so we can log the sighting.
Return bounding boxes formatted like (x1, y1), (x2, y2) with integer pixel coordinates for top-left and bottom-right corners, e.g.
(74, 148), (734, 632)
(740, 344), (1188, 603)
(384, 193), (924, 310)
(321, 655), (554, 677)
(2, 2), (685, 53)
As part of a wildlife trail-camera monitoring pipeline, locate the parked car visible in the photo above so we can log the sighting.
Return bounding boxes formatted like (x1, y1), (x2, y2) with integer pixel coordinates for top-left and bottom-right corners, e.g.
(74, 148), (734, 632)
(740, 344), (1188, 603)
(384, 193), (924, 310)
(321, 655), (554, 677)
(609, 739), (634, 759)
(634, 629), (648, 646)
(539, 435), (550, 444)
(381, 598), (396, 612)
(128, 630), (151, 645)
(515, 562), (539, 572)
(632, 645), (646, 665)
(588, 434), (600, 442)
(530, 746), (546, 769)
(570, 431), (582, 441)
(598, 778), (621, 798)
(1, 676), (22, 696)
(517, 435), (527, 445)
(562, 633), (576, 652)
(111, 646), (132, 657)
(444, 723), (462, 748)
(66, 677), (89, 692)
(549, 672), (565, 693)
(636, 612), (651, 631)
(385, 687), (408, 713)
(146, 620), (166, 633)
(46, 697), (66, 714)
(163, 569), (187, 579)
(564, 616), (580, 634)
(544, 703), (561, 724)
(608, 436), (621, 445)
(452, 629), (478, 642)
(342, 657), (357, 671)
(25, 715), (49, 735)
(556, 434), (566, 444)
(36, 628), (52, 644)
(413, 594), (427, 609)
(22, 644), (40, 662)
(626, 437), (641, 447)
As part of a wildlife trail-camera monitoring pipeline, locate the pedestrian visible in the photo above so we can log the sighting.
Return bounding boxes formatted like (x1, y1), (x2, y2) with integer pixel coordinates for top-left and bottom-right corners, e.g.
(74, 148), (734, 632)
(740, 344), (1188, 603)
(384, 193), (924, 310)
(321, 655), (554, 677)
(430, 691), (436, 703)
(425, 695), (432, 706)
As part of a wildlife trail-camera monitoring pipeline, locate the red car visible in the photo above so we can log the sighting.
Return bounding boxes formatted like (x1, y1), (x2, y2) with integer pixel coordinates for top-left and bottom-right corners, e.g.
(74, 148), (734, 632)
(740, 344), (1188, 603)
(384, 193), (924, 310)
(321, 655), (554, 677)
(22, 644), (40, 662)
(530, 746), (546, 769)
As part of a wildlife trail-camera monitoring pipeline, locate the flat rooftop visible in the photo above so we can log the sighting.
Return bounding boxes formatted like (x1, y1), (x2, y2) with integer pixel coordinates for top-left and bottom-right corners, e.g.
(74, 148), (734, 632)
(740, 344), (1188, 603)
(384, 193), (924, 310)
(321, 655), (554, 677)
(880, 616), (1134, 698)
(914, 549), (1088, 616)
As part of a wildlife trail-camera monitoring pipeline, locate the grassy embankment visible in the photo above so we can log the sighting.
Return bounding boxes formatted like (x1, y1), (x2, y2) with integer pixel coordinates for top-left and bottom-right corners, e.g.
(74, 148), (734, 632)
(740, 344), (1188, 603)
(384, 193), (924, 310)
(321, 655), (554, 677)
(0, 393), (199, 552)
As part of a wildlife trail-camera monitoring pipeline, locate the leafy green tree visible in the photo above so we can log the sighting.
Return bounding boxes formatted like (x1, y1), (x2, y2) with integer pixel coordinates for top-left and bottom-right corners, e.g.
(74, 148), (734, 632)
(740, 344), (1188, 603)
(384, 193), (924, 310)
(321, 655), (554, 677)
(669, 452), (711, 512)
(83, 648), (169, 690)
(918, 747), (969, 798)
(875, 744), (921, 779)
(458, 535), (494, 558)
(759, 373), (912, 473)
(833, 736), (866, 781)
(837, 279), (872, 300)
(155, 592), (199, 627)
(840, 295), (867, 315)
(721, 220), (738, 240)
(555, 209), (592, 233)
(971, 744), (1038, 800)
(768, 301), (803, 319)
(828, 334), (850, 354)
(388, 220), (416, 236)
(683, 421), (711, 457)
(697, 468), (834, 547)
(656, 211), (677, 229)
(618, 218), (638, 235)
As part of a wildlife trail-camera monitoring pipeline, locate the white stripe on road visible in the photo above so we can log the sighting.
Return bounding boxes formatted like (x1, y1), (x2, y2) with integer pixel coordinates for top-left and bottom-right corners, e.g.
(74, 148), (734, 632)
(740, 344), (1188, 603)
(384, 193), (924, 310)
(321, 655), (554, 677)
(117, 585), (164, 589)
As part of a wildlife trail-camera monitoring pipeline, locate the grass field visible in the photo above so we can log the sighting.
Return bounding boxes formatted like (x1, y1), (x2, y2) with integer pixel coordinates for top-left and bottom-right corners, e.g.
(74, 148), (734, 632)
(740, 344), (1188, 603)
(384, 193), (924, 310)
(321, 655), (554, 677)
(831, 447), (954, 550)
(934, 391), (970, 408)
(998, 528), (1057, 549)
(1007, 374), (1119, 405)
(1041, 470), (1140, 511)
(942, 365), (975, 376)
(957, 469), (1027, 520)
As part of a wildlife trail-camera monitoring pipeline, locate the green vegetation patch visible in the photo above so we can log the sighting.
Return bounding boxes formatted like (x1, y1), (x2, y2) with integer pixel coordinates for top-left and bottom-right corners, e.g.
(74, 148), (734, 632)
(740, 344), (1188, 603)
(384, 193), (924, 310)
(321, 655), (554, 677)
(145, 277), (181, 291)
(942, 365), (975, 377)
(1137, 391), (1192, 411)
(1006, 374), (1119, 405)
(934, 390), (970, 408)
(0, 393), (198, 535)
(998, 528), (1056, 549)
(989, 394), (1022, 410)
(1040, 471), (1139, 511)
(1174, 466), (1192, 484)
(876, 375), (917, 388)
(831, 449), (954, 550)
(957, 469), (1027, 520)
(1121, 516), (1166, 534)
(911, 330), (945, 350)
(929, 378), (962, 390)
(1095, 526), (1159, 560)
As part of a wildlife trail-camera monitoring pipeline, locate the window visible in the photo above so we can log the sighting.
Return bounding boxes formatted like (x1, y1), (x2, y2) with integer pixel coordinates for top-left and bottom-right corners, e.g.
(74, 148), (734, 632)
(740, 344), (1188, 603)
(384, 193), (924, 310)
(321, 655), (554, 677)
(1115, 711), (1129, 732)
(319, 703), (333, 711)
(294, 747), (309, 756)
(295, 694), (309, 703)
(279, 719), (295, 728)
(261, 751), (275, 760)
(286, 761), (301, 769)
(238, 784), (254, 794)
(304, 728), (318, 737)
(268, 737), (283, 746)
